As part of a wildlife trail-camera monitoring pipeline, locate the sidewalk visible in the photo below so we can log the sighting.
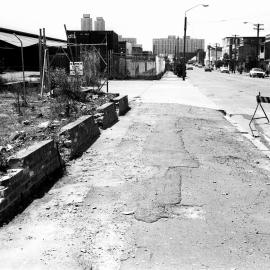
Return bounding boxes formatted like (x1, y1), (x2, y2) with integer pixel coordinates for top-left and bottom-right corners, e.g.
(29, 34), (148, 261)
(109, 72), (218, 109)
(1, 73), (270, 269)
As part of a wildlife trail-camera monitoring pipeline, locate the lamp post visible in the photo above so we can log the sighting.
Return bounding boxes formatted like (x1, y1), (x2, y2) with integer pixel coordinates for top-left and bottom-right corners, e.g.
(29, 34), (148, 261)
(243, 21), (264, 67)
(183, 4), (209, 68)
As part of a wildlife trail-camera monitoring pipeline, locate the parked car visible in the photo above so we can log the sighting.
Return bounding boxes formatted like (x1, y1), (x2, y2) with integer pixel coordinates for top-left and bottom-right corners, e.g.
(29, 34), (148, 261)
(249, 68), (265, 78)
(186, 65), (193, 70)
(220, 66), (229, 73)
(204, 66), (212, 72)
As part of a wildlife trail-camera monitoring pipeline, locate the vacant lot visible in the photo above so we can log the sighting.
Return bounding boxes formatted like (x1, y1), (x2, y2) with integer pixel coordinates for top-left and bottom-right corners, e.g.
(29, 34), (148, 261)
(0, 83), (115, 170)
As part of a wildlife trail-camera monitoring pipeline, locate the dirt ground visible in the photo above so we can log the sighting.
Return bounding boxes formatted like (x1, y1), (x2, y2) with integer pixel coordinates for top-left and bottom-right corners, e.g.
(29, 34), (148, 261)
(1, 95), (270, 270)
(0, 84), (116, 171)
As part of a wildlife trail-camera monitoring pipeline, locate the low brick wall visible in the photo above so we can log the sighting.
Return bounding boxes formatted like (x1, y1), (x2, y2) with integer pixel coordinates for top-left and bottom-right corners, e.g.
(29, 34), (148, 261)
(0, 169), (24, 218)
(0, 101), (130, 223)
(59, 115), (100, 160)
(0, 140), (62, 223)
(97, 102), (118, 129)
(113, 95), (130, 116)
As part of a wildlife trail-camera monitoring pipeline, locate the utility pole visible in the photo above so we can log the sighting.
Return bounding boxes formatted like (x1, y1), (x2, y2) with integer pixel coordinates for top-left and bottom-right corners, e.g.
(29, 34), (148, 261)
(183, 16), (187, 65)
(254, 23), (264, 67)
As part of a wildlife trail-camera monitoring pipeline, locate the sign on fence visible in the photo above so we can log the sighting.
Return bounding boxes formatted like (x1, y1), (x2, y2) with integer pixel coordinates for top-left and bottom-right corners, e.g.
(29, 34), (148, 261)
(70, 62), (83, 76)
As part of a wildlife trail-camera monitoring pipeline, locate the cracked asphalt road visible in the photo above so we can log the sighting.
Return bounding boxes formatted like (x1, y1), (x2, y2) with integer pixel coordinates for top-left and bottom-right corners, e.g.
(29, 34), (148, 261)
(1, 73), (270, 269)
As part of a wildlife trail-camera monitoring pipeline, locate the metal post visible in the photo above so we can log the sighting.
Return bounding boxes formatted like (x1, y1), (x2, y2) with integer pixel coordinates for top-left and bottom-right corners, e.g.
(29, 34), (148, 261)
(38, 29), (43, 91)
(13, 34), (26, 105)
(182, 16), (187, 80)
(40, 49), (47, 97)
(183, 3), (208, 67)
(42, 28), (47, 92)
(106, 34), (109, 93)
(183, 16), (187, 64)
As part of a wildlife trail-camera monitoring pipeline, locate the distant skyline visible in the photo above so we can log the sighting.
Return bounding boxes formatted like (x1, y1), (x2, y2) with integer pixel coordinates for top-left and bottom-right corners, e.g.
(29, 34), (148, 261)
(1, 0), (270, 51)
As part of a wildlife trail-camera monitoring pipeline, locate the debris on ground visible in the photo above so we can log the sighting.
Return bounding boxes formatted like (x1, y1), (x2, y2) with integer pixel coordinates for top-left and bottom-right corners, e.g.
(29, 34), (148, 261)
(0, 85), (118, 172)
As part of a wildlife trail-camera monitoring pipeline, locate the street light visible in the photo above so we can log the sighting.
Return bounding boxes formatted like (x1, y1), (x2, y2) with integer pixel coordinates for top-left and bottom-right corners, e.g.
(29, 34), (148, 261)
(183, 4), (209, 69)
(243, 21), (264, 67)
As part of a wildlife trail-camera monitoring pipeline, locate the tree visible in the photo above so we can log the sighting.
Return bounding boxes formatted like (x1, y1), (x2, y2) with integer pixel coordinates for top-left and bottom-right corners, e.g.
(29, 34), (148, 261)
(222, 53), (230, 64)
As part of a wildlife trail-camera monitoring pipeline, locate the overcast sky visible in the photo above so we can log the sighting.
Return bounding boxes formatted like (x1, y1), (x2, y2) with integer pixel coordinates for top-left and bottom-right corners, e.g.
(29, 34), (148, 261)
(1, 0), (269, 50)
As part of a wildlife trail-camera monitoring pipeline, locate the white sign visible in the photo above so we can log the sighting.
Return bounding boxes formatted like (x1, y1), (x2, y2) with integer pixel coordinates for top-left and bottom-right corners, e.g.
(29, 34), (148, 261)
(70, 62), (83, 76)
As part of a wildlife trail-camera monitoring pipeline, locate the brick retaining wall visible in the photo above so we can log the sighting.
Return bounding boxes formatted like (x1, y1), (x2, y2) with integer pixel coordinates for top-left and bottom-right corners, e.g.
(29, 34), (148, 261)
(0, 98), (130, 223)
(0, 140), (62, 223)
(97, 102), (118, 129)
(59, 115), (100, 160)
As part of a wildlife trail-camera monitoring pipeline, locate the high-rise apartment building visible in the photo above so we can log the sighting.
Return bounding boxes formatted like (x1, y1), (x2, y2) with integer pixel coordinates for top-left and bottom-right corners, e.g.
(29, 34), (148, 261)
(81, 14), (92, 31)
(153, 35), (205, 56)
(94, 17), (105, 31)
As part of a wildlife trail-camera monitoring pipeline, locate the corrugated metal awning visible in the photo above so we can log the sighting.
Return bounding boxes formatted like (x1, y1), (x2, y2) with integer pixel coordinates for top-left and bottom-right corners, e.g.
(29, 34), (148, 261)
(0, 32), (67, 48)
